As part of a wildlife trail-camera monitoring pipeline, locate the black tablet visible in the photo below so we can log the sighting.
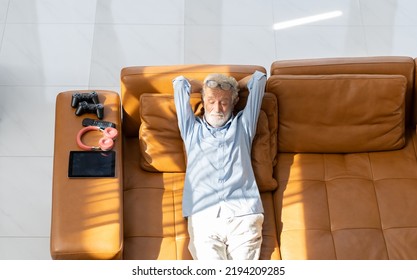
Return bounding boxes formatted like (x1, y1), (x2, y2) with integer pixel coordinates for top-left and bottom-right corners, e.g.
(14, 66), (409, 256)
(68, 151), (115, 178)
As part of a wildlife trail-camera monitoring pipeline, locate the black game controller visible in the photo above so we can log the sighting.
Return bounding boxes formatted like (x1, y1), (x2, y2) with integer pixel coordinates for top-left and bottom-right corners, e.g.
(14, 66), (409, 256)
(71, 91), (100, 108)
(75, 101), (104, 119)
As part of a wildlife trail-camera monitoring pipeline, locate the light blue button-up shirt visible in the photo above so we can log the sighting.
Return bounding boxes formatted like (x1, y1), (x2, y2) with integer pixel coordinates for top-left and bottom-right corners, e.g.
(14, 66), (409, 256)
(173, 71), (266, 218)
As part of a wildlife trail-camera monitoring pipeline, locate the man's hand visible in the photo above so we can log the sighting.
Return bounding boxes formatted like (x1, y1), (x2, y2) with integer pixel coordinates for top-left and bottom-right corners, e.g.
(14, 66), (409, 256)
(188, 79), (203, 93)
(237, 75), (252, 91)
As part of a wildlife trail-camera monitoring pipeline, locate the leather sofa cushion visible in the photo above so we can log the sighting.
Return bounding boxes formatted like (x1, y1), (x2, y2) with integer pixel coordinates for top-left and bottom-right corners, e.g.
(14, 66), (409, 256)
(139, 93), (200, 173)
(251, 110), (278, 191)
(270, 56), (416, 127)
(139, 93), (277, 192)
(275, 132), (417, 259)
(267, 74), (407, 153)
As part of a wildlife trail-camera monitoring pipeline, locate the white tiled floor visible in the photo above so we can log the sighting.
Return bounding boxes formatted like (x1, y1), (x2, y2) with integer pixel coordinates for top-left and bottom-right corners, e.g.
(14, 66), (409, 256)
(1, 0), (417, 260)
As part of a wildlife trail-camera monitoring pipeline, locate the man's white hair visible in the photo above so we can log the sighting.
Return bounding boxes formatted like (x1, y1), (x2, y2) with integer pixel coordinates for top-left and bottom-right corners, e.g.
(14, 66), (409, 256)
(202, 73), (239, 100)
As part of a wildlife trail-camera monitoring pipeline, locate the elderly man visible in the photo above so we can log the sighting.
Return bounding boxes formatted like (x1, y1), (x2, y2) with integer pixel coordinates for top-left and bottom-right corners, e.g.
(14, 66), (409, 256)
(173, 70), (266, 260)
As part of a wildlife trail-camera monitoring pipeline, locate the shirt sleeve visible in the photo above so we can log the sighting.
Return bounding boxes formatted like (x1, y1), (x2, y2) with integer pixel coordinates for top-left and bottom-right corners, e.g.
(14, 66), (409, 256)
(241, 70), (267, 141)
(173, 76), (195, 141)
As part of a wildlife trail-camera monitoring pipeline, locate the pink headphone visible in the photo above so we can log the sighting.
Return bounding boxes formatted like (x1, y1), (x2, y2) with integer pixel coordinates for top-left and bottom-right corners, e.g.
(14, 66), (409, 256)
(76, 126), (118, 151)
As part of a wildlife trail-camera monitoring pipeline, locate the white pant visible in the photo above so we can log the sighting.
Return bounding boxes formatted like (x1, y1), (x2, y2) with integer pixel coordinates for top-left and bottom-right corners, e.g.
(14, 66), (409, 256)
(187, 213), (264, 260)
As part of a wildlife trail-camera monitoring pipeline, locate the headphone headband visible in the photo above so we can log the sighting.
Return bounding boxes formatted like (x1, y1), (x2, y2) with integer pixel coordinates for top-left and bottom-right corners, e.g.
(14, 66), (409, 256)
(77, 126), (118, 151)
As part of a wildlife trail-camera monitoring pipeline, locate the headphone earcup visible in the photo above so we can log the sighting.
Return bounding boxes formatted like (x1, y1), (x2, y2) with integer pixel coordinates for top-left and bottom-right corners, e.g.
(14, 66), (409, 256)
(98, 137), (114, 151)
(103, 127), (118, 139)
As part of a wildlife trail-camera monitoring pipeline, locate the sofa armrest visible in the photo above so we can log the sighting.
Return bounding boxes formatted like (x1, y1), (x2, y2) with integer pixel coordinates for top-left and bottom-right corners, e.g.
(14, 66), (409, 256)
(50, 90), (123, 259)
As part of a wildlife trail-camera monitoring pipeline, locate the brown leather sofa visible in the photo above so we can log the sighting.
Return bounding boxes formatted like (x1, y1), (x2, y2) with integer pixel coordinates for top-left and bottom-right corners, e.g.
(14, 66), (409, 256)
(50, 56), (417, 260)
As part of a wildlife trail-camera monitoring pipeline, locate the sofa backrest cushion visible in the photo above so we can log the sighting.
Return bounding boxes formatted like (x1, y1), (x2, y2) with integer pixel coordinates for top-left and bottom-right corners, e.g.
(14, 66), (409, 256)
(267, 74), (407, 153)
(139, 93), (200, 173)
(270, 56), (416, 126)
(139, 92), (278, 192)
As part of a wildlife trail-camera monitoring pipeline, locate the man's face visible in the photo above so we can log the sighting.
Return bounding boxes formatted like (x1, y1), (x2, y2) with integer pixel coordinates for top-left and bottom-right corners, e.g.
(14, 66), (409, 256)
(203, 87), (234, 128)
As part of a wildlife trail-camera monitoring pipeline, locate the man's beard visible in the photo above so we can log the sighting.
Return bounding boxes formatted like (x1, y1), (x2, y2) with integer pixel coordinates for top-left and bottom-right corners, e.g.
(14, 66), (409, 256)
(205, 110), (232, 128)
